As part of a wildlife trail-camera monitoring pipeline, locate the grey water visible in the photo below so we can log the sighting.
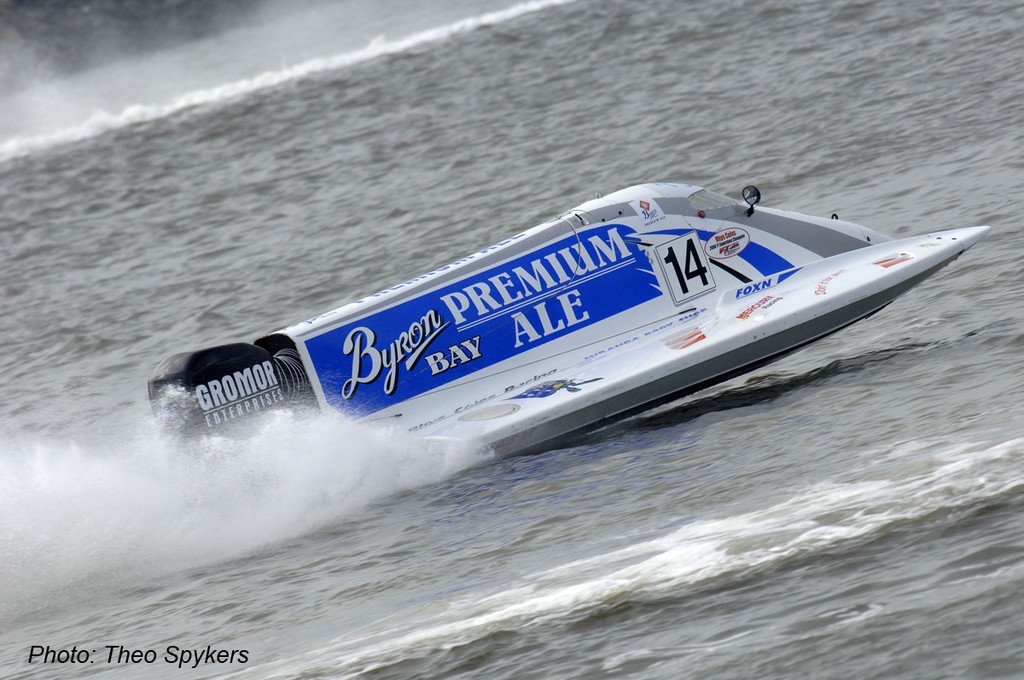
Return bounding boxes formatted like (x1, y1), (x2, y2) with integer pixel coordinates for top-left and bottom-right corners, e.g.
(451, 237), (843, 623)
(1, 0), (1023, 678)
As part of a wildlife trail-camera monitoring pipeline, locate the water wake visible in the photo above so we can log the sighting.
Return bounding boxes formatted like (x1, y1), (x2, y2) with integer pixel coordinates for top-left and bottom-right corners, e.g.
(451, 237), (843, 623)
(0, 412), (487, 623)
(233, 436), (1024, 678)
(0, 0), (576, 164)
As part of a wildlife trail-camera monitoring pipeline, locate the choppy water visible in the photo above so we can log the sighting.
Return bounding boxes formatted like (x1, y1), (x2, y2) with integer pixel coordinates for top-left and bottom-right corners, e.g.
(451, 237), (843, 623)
(1, 0), (1022, 678)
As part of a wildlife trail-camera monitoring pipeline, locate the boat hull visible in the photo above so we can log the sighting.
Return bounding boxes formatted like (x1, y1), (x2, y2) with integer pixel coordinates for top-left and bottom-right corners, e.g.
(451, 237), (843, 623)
(148, 181), (988, 455)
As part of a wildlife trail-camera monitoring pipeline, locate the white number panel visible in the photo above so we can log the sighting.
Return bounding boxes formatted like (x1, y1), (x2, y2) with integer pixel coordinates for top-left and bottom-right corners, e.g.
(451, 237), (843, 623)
(655, 231), (716, 305)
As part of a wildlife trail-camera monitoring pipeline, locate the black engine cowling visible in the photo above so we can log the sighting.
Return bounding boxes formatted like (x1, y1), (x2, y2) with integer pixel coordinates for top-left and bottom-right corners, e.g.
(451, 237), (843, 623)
(148, 338), (317, 434)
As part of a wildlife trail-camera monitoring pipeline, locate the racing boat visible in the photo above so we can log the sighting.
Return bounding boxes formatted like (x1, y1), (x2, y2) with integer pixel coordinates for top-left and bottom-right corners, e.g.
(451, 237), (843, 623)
(149, 182), (989, 455)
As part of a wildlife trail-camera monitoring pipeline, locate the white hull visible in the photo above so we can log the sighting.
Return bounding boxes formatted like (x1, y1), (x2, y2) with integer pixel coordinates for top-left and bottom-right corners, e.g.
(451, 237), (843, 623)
(150, 182), (988, 455)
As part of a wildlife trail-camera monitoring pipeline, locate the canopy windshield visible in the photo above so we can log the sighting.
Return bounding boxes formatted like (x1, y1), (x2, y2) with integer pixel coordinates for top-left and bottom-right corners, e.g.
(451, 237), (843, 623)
(687, 189), (738, 211)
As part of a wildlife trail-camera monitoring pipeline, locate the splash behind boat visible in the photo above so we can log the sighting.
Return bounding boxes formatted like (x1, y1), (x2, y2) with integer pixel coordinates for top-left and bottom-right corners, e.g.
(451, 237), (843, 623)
(149, 182), (988, 455)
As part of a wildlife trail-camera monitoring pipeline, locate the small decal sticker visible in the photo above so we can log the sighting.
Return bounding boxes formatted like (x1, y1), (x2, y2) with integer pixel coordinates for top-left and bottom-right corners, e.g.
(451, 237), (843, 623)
(737, 295), (782, 320)
(705, 227), (750, 259)
(635, 199), (667, 228)
(814, 269), (846, 296)
(874, 254), (914, 268)
(512, 378), (603, 399)
(664, 328), (706, 350)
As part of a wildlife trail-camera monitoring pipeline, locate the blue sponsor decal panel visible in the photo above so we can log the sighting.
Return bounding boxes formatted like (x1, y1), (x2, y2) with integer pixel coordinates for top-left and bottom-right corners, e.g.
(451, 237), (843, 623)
(303, 225), (661, 415)
(734, 268), (803, 298)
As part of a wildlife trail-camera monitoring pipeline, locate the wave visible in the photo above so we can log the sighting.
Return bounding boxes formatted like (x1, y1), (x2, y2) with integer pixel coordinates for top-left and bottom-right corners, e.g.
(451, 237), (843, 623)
(0, 412), (487, 623)
(0, 0), (577, 165)
(228, 436), (1024, 678)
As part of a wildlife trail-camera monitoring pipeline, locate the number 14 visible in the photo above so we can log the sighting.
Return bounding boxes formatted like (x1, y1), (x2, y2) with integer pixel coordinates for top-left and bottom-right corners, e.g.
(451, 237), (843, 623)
(655, 232), (716, 304)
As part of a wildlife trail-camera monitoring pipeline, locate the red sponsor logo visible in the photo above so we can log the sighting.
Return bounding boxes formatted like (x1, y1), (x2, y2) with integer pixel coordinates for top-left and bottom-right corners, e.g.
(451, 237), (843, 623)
(874, 254), (914, 268)
(664, 328), (706, 350)
(737, 295), (780, 320)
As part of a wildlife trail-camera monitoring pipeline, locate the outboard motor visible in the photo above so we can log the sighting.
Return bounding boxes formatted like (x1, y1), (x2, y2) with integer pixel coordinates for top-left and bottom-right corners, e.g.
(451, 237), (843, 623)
(148, 337), (317, 435)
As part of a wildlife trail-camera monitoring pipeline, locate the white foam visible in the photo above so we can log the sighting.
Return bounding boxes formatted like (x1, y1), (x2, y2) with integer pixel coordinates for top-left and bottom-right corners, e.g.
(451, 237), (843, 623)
(0, 411), (488, 622)
(227, 436), (1023, 678)
(0, 0), (577, 164)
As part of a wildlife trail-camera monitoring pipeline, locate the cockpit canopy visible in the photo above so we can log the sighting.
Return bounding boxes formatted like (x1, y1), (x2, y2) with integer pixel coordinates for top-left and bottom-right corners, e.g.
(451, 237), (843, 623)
(686, 188), (740, 211)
